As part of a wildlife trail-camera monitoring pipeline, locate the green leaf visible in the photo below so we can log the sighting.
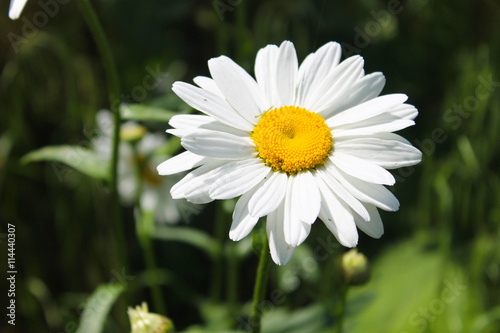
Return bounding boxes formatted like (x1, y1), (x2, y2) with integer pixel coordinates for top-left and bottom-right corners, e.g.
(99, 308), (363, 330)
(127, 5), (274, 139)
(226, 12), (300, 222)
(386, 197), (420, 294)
(154, 226), (221, 259)
(21, 145), (109, 181)
(344, 237), (454, 333)
(261, 304), (329, 333)
(76, 283), (125, 333)
(121, 104), (177, 123)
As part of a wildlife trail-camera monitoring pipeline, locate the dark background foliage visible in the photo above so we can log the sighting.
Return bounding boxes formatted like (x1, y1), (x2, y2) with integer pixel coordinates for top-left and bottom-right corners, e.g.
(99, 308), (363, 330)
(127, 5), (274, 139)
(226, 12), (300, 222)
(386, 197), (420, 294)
(1, 0), (499, 332)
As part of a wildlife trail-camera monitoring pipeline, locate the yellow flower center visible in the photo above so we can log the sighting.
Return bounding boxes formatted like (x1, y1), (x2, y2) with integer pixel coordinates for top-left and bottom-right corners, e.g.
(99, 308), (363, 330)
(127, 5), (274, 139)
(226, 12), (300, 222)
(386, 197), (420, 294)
(251, 106), (333, 174)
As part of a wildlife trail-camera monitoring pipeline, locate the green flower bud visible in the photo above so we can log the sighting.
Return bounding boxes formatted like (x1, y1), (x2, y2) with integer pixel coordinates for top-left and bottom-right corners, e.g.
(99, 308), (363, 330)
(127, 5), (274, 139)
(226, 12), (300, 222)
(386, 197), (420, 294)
(341, 249), (370, 286)
(120, 122), (147, 143)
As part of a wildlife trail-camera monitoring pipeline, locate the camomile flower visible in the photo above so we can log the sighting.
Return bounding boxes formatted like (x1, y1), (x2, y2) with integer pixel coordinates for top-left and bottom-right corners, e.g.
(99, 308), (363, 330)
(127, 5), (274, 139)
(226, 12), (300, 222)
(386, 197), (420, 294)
(157, 41), (422, 265)
(93, 110), (196, 224)
(8, 0), (28, 20)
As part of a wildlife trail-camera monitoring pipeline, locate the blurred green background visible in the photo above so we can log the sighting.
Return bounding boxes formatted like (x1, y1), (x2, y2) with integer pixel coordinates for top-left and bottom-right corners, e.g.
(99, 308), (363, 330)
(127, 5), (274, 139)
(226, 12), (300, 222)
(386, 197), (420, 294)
(1, 0), (499, 332)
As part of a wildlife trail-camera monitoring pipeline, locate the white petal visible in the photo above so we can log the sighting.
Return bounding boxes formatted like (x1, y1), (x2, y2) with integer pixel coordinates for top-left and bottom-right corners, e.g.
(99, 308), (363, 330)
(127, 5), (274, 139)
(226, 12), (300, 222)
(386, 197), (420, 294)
(172, 81), (253, 131)
(230, 186), (261, 241)
(157, 151), (205, 175)
(9, 0), (27, 19)
(291, 171), (321, 224)
(332, 116), (415, 137)
(312, 56), (364, 113)
(118, 167), (137, 204)
(354, 203), (384, 238)
(169, 114), (249, 137)
(248, 172), (288, 218)
(169, 114), (213, 129)
(141, 187), (159, 212)
(166, 128), (190, 138)
(297, 42), (342, 108)
(375, 132), (412, 145)
(297, 222), (312, 246)
(283, 175), (312, 247)
(389, 103), (418, 120)
(170, 160), (227, 203)
(320, 72), (386, 119)
(138, 133), (165, 155)
(337, 132), (412, 146)
(353, 72), (386, 101)
(315, 168), (370, 221)
(181, 129), (255, 160)
(255, 44), (280, 108)
(326, 94), (408, 128)
(317, 177), (359, 247)
(193, 76), (223, 97)
(95, 110), (114, 137)
(267, 202), (295, 266)
(335, 137), (422, 169)
(209, 161), (270, 199)
(330, 152), (395, 185)
(208, 56), (266, 123)
(324, 161), (399, 211)
(276, 41), (298, 106)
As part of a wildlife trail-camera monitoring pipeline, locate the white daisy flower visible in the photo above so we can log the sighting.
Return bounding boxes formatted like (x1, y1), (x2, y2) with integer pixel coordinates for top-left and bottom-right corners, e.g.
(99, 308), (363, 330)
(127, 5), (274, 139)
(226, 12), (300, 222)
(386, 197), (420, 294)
(93, 110), (195, 224)
(8, 0), (28, 20)
(157, 41), (422, 265)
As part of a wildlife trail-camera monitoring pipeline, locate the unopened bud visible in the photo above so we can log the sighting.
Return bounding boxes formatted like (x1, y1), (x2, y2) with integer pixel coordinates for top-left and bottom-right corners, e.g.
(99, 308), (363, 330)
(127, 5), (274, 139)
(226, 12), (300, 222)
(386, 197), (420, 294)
(341, 249), (370, 286)
(120, 122), (147, 143)
(128, 302), (175, 333)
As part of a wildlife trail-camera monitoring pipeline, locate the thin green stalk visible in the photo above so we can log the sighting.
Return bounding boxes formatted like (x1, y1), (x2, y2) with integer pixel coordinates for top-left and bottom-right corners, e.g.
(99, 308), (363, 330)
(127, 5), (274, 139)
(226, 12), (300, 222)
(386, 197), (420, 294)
(76, 0), (121, 193)
(226, 242), (239, 323)
(209, 202), (228, 301)
(141, 227), (168, 315)
(76, 2), (127, 329)
(334, 284), (348, 333)
(76, 0), (125, 267)
(250, 233), (271, 333)
(132, 145), (167, 315)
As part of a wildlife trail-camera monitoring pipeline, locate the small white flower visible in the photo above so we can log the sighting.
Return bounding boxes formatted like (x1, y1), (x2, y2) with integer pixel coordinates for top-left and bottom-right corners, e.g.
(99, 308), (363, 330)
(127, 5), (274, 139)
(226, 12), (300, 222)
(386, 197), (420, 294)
(93, 110), (196, 224)
(128, 302), (174, 333)
(9, 0), (28, 20)
(157, 41), (422, 265)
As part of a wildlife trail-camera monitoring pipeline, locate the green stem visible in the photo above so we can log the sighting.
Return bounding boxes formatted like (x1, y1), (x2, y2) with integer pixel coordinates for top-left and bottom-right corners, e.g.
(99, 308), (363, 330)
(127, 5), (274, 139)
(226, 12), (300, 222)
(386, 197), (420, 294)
(131, 145), (167, 315)
(76, 0), (125, 266)
(226, 242), (239, 323)
(141, 230), (168, 315)
(76, 1), (127, 329)
(334, 284), (348, 333)
(209, 202), (228, 301)
(76, 0), (121, 193)
(250, 233), (271, 333)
